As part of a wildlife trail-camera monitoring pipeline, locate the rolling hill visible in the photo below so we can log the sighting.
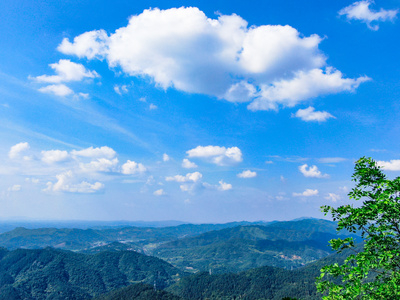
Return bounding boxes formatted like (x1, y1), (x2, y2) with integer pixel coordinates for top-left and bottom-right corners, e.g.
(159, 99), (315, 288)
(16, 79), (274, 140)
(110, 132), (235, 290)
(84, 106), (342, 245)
(151, 219), (360, 273)
(0, 247), (181, 299)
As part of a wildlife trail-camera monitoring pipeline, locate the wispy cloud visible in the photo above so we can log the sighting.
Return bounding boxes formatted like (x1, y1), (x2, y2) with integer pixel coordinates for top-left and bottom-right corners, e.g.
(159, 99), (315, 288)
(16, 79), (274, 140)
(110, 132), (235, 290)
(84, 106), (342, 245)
(339, 0), (398, 30)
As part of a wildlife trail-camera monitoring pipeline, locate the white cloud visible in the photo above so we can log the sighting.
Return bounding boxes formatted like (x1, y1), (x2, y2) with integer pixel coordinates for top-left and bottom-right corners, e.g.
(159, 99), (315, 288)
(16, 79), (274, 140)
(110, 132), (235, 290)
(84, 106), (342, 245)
(114, 84), (129, 95)
(377, 159), (400, 171)
(77, 92), (89, 99)
(293, 189), (319, 197)
(325, 193), (341, 202)
(80, 158), (119, 173)
(121, 160), (146, 175)
(58, 7), (367, 111)
(163, 153), (170, 162)
(8, 185), (21, 192)
(166, 172), (202, 183)
(9, 142), (30, 159)
(203, 180), (232, 191)
(218, 180), (232, 191)
(41, 150), (69, 164)
(187, 145), (242, 166)
(153, 189), (165, 196)
(45, 171), (104, 193)
(299, 164), (329, 178)
(38, 84), (73, 97)
(58, 30), (110, 59)
(71, 146), (116, 159)
(339, 1), (398, 30)
(293, 106), (335, 122)
(248, 68), (370, 111)
(35, 59), (99, 83)
(182, 158), (198, 169)
(149, 103), (158, 110)
(237, 170), (257, 178)
(317, 157), (347, 163)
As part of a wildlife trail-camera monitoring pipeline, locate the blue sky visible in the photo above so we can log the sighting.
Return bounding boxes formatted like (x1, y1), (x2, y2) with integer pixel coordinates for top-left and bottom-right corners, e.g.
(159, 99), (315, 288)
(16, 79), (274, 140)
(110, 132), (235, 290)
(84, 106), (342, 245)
(0, 0), (400, 222)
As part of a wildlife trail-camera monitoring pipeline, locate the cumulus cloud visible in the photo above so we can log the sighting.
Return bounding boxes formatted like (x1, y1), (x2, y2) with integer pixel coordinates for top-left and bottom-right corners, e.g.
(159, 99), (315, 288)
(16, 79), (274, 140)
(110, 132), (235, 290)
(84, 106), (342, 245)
(38, 84), (73, 97)
(121, 160), (146, 175)
(163, 153), (170, 162)
(7, 143), (148, 194)
(45, 171), (104, 193)
(182, 158), (197, 169)
(35, 60), (99, 97)
(325, 193), (341, 202)
(9, 142), (30, 159)
(293, 189), (319, 197)
(377, 159), (400, 171)
(293, 106), (335, 122)
(41, 150), (69, 164)
(71, 146), (116, 159)
(339, 0), (398, 30)
(153, 189), (165, 196)
(80, 158), (119, 173)
(35, 59), (99, 83)
(187, 145), (242, 166)
(249, 68), (369, 111)
(203, 180), (232, 191)
(237, 170), (257, 178)
(218, 180), (232, 191)
(166, 172), (202, 183)
(58, 7), (367, 111)
(299, 164), (329, 178)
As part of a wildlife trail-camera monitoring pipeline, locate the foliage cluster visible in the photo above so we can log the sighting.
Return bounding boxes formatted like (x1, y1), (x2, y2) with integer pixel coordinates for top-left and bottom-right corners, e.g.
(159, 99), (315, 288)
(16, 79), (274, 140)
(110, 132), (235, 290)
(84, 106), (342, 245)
(317, 157), (400, 299)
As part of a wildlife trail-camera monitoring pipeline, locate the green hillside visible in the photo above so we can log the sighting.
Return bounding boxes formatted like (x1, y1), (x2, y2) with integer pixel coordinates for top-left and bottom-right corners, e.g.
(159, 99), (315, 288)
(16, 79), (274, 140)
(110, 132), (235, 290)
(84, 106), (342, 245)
(167, 246), (357, 300)
(152, 220), (359, 273)
(94, 283), (182, 300)
(0, 248), (181, 299)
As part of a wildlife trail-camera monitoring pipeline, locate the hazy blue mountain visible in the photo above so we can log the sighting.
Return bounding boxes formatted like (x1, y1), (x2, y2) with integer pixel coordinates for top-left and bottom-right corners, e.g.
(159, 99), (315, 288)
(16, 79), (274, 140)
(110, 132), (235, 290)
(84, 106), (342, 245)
(0, 221), (271, 251)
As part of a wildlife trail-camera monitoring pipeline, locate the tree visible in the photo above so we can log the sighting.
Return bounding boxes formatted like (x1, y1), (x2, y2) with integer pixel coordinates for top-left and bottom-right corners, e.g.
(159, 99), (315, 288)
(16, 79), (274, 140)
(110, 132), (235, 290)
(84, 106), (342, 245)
(317, 157), (400, 299)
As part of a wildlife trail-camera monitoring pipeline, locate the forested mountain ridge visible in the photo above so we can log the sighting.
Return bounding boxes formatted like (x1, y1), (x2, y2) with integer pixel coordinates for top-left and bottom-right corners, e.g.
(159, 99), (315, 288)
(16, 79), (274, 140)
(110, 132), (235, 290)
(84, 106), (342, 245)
(0, 247), (181, 300)
(166, 246), (358, 300)
(152, 220), (360, 273)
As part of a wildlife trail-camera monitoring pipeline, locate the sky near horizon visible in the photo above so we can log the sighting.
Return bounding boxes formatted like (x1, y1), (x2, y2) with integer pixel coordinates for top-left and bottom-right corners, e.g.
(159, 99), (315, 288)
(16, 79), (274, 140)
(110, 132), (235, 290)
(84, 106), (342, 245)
(0, 0), (400, 223)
